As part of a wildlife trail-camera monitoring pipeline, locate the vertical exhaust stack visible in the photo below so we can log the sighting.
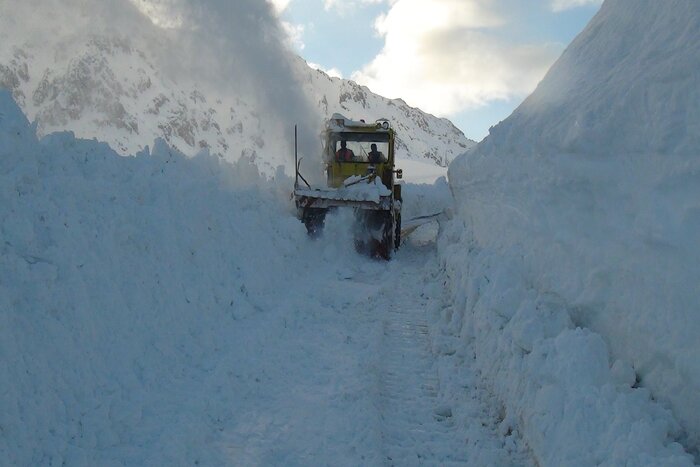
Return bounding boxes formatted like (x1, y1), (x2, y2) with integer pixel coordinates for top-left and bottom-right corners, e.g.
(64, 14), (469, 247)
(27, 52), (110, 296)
(294, 124), (311, 189)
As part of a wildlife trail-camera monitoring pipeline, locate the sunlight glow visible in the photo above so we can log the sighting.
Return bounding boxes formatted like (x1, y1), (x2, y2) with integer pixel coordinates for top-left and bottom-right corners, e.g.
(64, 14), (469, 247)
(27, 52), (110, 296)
(128, 0), (184, 29)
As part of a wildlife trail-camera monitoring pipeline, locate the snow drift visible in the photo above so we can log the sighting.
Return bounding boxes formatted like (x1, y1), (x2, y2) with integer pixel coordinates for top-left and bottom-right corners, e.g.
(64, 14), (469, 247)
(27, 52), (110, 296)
(442, 0), (700, 464)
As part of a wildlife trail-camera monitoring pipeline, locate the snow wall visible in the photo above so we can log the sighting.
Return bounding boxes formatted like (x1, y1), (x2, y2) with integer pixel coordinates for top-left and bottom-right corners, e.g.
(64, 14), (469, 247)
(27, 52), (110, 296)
(441, 0), (700, 464)
(0, 89), (324, 465)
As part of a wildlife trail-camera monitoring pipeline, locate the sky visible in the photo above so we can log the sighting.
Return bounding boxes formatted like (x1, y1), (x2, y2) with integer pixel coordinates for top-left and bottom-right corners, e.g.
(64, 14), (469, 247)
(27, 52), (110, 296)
(271, 0), (602, 141)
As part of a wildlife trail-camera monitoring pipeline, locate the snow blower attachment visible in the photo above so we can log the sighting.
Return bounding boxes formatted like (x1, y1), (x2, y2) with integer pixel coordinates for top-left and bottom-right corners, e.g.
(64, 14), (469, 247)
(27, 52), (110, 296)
(294, 114), (403, 260)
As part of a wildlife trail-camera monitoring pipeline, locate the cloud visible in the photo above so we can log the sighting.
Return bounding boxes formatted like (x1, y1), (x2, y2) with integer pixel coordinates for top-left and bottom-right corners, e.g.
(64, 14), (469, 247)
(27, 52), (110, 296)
(269, 0), (292, 14)
(550, 0), (602, 12)
(1, 0), (152, 47)
(262, 0), (306, 52)
(281, 21), (306, 50)
(351, 0), (561, 117)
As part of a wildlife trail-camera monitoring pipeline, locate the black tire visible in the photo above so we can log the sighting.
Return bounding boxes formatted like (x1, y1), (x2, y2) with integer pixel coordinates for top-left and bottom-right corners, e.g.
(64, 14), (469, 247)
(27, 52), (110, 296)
(303, 208), (327, 238)
(375, 211), (394, 260)
(353, 209), (393, 260)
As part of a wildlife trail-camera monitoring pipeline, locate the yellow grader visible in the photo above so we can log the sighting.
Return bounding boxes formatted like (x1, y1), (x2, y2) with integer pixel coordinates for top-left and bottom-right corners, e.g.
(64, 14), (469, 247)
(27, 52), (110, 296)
(294, 114), (403, 259)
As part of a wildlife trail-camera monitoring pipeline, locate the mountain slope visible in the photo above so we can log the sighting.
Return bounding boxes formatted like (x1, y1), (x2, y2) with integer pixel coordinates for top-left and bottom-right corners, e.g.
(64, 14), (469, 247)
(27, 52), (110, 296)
(0, 34), (473, 174)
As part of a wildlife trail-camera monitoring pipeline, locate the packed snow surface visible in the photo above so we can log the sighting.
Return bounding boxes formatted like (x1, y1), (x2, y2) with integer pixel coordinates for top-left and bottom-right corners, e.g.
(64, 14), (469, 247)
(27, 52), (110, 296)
(444, 0), (700, 463)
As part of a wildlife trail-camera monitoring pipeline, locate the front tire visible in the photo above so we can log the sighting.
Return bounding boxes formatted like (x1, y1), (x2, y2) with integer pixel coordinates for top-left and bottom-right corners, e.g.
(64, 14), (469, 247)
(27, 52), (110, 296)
(375, 211), (395, 260)
(302, 208), (327, 238)
(353, 210), (393, 260)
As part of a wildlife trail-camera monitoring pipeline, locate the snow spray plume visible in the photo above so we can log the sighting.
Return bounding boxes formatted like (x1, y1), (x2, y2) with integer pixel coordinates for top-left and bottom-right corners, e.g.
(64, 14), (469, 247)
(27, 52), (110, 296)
(164, 0), (323, 176)
(1, 0), (323, 179)
(0, 0), (149, 47)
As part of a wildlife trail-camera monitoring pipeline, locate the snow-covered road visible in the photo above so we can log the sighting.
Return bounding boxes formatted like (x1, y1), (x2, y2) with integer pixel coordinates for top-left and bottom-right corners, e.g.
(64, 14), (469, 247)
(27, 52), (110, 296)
(375, 239), (531, 466)
(208, 209), (533, 465)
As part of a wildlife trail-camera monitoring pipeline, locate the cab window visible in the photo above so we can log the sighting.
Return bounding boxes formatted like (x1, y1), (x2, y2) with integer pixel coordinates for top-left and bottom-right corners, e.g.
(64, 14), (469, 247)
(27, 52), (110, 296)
(331, 133), (389, 163)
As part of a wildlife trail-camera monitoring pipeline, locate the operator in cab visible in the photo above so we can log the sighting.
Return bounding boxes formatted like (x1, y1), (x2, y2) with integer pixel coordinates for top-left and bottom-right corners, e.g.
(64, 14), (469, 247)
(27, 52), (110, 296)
(368, 143), (383, 163)
(336, 140), (355, 161)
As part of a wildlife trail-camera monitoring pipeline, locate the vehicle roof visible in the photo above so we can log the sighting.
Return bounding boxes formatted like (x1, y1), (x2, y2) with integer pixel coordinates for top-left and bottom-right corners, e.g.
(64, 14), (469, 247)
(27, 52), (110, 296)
(327, 113), (391, 133)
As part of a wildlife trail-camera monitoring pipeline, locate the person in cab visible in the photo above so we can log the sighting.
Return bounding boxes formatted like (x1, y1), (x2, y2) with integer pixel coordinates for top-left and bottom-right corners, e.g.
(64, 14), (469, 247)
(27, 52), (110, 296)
(336, 140), (355, 161)
(368, 143), (383, 163)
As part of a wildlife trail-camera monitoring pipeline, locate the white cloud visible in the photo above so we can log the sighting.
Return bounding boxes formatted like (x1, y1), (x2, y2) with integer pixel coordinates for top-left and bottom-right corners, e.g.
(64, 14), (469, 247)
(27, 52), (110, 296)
(550, 0), (602, 12)
(269, 0), (292, 14)
(351, 0), (561, 117)
(281, 21), (306, 50)
(265, 1), (305, 52)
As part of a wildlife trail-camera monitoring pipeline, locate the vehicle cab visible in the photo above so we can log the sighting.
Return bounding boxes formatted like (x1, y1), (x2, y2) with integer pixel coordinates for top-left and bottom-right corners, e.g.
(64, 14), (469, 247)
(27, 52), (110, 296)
(323, 114), (400, 194)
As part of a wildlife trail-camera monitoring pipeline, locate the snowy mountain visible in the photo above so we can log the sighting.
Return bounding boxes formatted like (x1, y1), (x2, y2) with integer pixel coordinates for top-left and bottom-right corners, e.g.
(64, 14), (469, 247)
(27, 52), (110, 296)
(444, 0), (700, 463)
(0, 35), (473, 174)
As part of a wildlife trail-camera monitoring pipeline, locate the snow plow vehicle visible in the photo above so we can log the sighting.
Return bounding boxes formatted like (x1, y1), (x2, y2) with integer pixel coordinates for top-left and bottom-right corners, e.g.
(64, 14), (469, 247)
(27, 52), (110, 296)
(294, 114), (403, 260)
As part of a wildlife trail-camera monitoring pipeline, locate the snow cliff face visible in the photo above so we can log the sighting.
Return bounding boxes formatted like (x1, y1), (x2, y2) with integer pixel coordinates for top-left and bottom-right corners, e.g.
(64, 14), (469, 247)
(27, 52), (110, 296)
(445, 0), (700, 459)
(480, 0), (700, 157)
(0, 35), (472, 174)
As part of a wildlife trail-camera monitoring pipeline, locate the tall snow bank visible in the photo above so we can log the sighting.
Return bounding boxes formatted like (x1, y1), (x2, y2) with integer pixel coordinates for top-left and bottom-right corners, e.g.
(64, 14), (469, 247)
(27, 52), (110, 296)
(483, 0), (700, 157)
(441, 0), (700, 463)
(0, 89), (326, 465)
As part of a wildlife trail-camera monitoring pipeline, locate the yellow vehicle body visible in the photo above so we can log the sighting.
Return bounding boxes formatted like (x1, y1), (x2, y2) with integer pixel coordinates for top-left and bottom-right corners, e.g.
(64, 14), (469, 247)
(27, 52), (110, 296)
(294, 114), (403, 259)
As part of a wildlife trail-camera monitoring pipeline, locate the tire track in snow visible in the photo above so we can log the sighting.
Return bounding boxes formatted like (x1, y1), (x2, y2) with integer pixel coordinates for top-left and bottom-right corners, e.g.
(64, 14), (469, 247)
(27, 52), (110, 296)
(372, 239), (534, 466)
(378, 287), (469, 465)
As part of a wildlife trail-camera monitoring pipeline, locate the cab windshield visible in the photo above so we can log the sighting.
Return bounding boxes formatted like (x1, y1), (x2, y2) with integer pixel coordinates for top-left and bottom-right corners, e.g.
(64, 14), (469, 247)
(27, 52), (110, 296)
(330, 132), (389, 163)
